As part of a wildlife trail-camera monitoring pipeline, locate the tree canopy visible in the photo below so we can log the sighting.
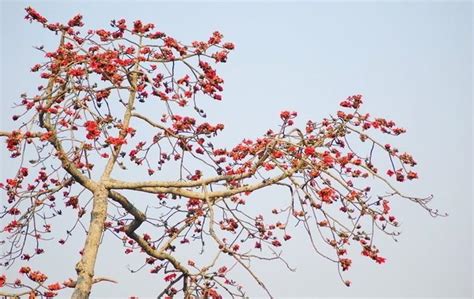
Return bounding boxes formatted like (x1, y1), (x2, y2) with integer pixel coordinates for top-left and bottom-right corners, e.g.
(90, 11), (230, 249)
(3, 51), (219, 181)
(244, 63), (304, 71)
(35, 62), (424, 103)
(0, 7), (443, 299)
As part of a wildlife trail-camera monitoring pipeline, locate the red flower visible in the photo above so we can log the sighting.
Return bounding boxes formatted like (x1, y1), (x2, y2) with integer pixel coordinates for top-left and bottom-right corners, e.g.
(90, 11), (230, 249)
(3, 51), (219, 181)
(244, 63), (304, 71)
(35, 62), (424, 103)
(212, 50), (229, 63)
(304, 146), (315, 156)
(44, 291), (58, 298)
(68, 68), (85, 77)
(67, 14), (84, 27)
(322, 152), (334, 167)
(272, 150), (284, 159)
(8, 208), (21, 215)
(208, 31), (223, 45)
(271, 240), (282, 247)
(6, 130), (22, 153)
(6, 178), (18, 187)
(40, 132), (53, 141)
(25, 7), (48, 24)
(0, 275), (6, 287)
(375, 256), (386, 264)
(407, 171), (418, 180)
(337, 111), (346, 119)
(28, 270), (48, 283)
(396, 173), (405, 182)
(95, 29), (111, 41)
(164, 273), (177, 282)
(382, 200), (390, 214)
(65, 196), (79, 209)
(223, 42), (235, 50)
(205, 288), (222, 299)
(340, 100), (351, 108)
(96, 90), (111, 101)
(264, 163), (275, 171)
(280, 110), (297, 121)
(48, 282), (62, 291)
(143, 233), (151, 241)
(106, 136), (127, 146)
(340, 258), (352, 271)
(318, 187), (335, 203)
(338, 249), (347, 256)
(4, 220), (21, 232)
(84, 121), (100, 140)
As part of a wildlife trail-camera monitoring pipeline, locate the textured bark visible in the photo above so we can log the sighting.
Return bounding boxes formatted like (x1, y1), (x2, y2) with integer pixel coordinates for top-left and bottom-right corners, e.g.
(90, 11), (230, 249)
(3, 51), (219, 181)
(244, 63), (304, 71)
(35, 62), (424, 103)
(71, 186), (108, 299)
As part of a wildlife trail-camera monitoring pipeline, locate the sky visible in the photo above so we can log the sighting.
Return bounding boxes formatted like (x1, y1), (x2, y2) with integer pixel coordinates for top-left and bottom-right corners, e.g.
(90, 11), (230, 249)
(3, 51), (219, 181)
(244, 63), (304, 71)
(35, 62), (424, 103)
(0, 1), (472, 298)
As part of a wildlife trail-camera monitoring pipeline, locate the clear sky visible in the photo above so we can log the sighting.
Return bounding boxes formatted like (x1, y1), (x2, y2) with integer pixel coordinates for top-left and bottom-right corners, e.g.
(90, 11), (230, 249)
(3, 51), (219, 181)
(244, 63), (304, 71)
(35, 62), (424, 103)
(1, 1), (472, 298)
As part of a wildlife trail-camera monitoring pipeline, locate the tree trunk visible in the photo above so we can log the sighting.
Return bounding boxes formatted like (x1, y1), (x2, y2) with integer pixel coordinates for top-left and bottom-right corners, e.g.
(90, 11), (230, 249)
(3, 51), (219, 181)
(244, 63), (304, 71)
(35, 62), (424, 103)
(71, 186), (108, 299)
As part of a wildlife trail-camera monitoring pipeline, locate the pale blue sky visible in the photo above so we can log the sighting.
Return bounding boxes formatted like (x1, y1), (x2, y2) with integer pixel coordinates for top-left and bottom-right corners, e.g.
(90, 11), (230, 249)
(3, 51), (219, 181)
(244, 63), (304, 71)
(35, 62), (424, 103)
(1, 1), (472, 298)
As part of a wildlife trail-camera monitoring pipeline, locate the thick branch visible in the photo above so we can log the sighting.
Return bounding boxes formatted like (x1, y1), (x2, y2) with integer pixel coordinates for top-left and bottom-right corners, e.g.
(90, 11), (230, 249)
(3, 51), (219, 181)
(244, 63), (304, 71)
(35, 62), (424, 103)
(71, 185), (109, 299)
(0, 131), (42, 138)
(107, 190), (190, 275)
(104, 172), (255, 190)
(110, 164), (301, 202)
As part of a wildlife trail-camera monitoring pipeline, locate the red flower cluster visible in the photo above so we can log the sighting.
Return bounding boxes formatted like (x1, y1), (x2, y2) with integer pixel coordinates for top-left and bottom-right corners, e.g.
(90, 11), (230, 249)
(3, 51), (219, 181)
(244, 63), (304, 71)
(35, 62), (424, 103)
(44, 291), (58, 298)
(204, 288), (222, 299)
(339, 94), (363, 109)
(304, 146), (316, 156)
(208, 31), (223, 45)
(195, 122), (224, 135)
(280, 110), (297, 121)
(272, 240), (282, 247)
(407, 171), (418, 180)
(84, 121), (100, 140)
(3, 220), (21, 233)
(164, 273), (177, 282)
(362, 247), (387, 265)
(40, 132), (53, 141)
(132, 20), (154, 34)
(340, 258), (352, 271)
(212, 50), (229, 63)
(68, 68), (85, 77)
(318, 187), (336, 203)
(106, 136), (127, 146)
(321, 151), (334, 167)
(6, 131), (23, 157)
(223, 42), (235, 50)
(25, 7), (47, 24)
(48, 282), (62, 291)
(67, 14), (84, 27)
(28, 270), (48, 283)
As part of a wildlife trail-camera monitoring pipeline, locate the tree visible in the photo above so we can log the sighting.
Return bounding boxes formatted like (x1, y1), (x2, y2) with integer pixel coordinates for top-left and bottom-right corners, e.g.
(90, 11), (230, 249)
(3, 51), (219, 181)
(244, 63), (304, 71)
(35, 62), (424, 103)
(0, 7), (444, 298)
